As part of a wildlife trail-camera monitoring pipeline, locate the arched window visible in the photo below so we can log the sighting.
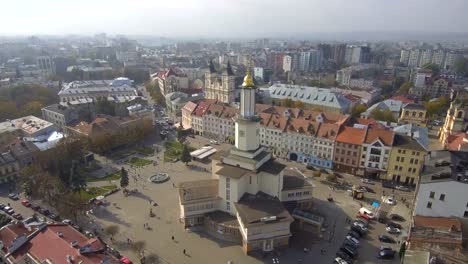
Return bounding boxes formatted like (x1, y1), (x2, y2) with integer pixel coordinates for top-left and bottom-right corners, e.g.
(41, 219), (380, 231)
(457, 111), (463, 119)
(419, 112), (423, 118)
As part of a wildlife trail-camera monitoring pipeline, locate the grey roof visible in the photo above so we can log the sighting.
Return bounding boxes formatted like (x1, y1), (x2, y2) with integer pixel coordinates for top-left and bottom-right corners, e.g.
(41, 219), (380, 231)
(363, 99), (404, 116)
(282, 170), (314, 191)
(393, 124), (429, 150)
(266, 84), (351, 112)
(420, 150), (468, 184)
(403, 103), (426, 110)
(0, 152), (16, 166)
(59, 78), (136, 96)
(216, 164), (250, 179)
(392, 134), (426, 152)
(234, 192), (293, 227)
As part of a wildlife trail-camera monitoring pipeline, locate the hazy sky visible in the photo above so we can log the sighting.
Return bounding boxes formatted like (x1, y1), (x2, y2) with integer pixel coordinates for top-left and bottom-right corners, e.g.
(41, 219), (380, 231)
(2, 0), (467, 37)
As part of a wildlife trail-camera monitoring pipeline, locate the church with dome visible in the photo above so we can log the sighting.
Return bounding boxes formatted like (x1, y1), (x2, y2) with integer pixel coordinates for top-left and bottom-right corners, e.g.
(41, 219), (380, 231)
(178, 70), (316, 254)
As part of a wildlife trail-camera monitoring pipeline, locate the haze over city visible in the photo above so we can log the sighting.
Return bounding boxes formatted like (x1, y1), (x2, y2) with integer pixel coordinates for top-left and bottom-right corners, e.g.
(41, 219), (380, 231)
(2, 0), (468, 38)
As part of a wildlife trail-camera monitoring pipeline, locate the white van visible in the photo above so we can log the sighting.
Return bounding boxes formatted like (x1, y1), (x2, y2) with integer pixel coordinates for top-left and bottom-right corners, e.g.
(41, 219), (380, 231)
(358, 207), (375, 219)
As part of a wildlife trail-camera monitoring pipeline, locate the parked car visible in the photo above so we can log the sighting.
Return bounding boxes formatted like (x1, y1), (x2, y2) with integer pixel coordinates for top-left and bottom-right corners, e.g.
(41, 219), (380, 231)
(339, 246), (358, 259)
(84, 230), (95, 238)
(354, 219), (369, 227)
(62, 219), (73, 225)
(334, 257), (349, 264)
(0, 203), (5, 210)
(378, 248), (396, 259)
(38, 208), (50, 215)
(209, 140), (219, 145)
(351, 226), (365, 237)
(49, 213), (59, 221)
(12, 213), (23, 220)
(8, 193), (19, 200)
(4, 207), (14, 215)
(21, 199), (31, 207)
(336, 251), (353, 263)
(389, 214), (405, 222)
(378, 235), (396, 243)
(386, 226), (401, 234)
(385, 196), (396, 205)
(382, 181), (395, 189)
(395, 185), (411, 192)
(343, 241), (358, 251)
(386, 222), (402, 229)
(358, 207), (375, 219)
(359, 186), (375, 193)
(306, 164), (315, 170)
(348, 230), (362, 239)
(361, 178), (374, 184)
(30, 204), (40, 211)
(345, 235), (360, 247)
(352, 222), (368, 232)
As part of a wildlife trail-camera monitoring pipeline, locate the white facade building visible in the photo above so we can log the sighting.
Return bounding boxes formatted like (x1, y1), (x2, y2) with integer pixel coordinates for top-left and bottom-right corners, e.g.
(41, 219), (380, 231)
(58, 77), (137, 102)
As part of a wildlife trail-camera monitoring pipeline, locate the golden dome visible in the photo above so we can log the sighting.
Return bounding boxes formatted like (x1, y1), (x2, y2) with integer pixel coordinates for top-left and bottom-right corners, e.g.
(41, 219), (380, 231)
(242, 70), (255, 88)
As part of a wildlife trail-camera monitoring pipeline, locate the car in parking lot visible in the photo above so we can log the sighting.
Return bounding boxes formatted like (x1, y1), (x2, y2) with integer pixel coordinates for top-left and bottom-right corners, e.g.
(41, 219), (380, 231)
(209, 140), (219, 145)
(378, 248), (396, 259)
(3, 206), (14, 215)
(351, 225), (366, 237)
(8, 193), (19, 200)
(48, 213), (59, 221)
(361, 178), (374, 185)
(30, 204), (40, 211)
(343, 241), (358, 251)
(386, 221), (402, 229)
(21, 199), (31, 207)
(0, 203), (5, 210)
(386, 226), (401, 234)
(345, 235), (360, 247)
(336, 251), (353, 263)
(354, 218), (369, 227)
(340, 246), (358, 259)
(379, 235), (396, 243)
(334, 256), (349, 264)
(395, 185), (411, 192)
(38, 208), (50, 215)
(389, 214), (405, 222)
(385, 196), (397, 205)
(348, 230), (362, 239)
(352, 221), (368, 232)
(62, 219), (73, 225)
(12, 213), (23, 220)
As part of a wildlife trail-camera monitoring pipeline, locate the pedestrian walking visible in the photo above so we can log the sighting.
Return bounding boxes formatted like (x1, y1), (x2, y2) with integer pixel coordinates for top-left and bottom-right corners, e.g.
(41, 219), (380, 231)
(183, 249), (186, 255)
(172, 236), (174, 241)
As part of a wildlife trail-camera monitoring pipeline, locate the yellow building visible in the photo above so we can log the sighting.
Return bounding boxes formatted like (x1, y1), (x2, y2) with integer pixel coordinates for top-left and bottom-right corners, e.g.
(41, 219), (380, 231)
(386, 134), (427, 185)
(398, 103), (427, 127)
(439, 100), (468, 145)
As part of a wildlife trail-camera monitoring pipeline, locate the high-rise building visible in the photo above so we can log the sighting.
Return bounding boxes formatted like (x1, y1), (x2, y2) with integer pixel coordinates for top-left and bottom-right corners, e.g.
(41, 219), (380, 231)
(444, 51), (460, 71)
(36, 56), (56, 78)
(318, 44), (332, 60)
(408, 49), (421, 68)
(299, 51), (311, 72)
(400, 49), (410, 65)
(309, 49), (323, 72)
(431, 49), (446, 68)
(332, 44), (347, 65)
(419, 49), (433, 67)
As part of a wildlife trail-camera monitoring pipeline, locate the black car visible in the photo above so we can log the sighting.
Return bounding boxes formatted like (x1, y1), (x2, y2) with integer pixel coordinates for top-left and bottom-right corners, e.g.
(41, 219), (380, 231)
(377, 249), (396, 259)
(38, 208), (50, 215)
(382, 181), (395, 189)
(386, 221), (402, 229)
(348, 230), (362, 239)
(343, 241), (358, 251)
(0, 203), (5, 210)
(336, 250), (353, 263)
(351, 226), (365, 236)
(339, 246), (357, 259)
(48, 213), (59, 221)
(378, 235), (396, 243)
(30, 204), (40, 211)
(389, 214), (405, 222)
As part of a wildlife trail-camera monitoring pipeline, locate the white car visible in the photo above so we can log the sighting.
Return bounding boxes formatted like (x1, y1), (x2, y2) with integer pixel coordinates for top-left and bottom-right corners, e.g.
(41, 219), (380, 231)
(361, 178), (374, 185)
(334, 257), (349, 264)
(385, 196), (397, 205)
(209, 140), (219, 145)
(386, 226), (401, 234)
(353, 222), (368, 232)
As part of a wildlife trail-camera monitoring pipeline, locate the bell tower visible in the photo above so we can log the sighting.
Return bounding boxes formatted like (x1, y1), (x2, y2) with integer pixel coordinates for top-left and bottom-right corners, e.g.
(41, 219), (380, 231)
(235, 69), (259, 151)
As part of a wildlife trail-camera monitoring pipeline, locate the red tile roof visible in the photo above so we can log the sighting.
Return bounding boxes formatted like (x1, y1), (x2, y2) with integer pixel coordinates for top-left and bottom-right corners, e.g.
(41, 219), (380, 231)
(390, 95), (415, 104)
(0, 224), (118, 264)
(446, 132), (468, 151)
(336, 126), (367, 145)
(364, 128), (395, 146)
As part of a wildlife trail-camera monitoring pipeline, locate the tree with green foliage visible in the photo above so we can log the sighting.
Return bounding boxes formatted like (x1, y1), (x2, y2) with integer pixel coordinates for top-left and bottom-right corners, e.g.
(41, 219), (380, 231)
(455, 58), (468, 77)
(351, 104), (368, 117)
(120, 167), (129, 189)
(180, 144), (192, 165)
(397, 81), (412, 95)
(145, 81), (165, 107)
(176, 126), (185, 143)
(423, 97), (450, 118)
(95, 97), (116, 116)
(69, 160), (87, 194)
(370, 108), (397, 122)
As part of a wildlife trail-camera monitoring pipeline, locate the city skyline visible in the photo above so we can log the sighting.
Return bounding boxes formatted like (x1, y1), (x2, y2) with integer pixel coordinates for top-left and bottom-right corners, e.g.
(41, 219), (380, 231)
(2, 0), (468, 37)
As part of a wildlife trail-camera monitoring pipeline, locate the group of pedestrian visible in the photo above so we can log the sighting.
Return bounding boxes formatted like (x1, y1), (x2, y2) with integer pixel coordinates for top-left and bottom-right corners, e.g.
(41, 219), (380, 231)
(320, 248), (327, 255)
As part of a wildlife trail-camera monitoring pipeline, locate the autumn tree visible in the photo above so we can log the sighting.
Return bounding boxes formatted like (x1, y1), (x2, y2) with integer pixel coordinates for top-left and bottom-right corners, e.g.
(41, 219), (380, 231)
(397, 81), (412, 95)
(351, 104), (367, 117)
(370, 108), (397, 122)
